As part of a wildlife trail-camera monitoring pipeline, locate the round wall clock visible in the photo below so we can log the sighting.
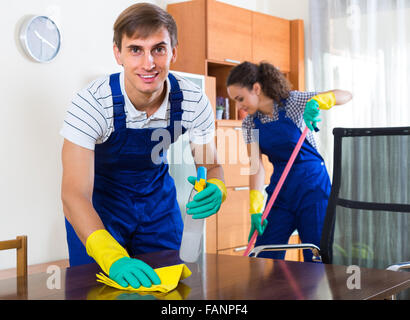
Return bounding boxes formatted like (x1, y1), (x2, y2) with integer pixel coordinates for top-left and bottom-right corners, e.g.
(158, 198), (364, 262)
(19, 15), (61, 63)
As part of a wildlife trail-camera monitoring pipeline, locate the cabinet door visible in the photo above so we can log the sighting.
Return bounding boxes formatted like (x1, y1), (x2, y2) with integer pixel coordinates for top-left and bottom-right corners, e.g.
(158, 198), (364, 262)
(216, 123), (250, 187)
(252, 12), (290, 72)
(207, 0), (252, 63)
(205, 75), (216, 117)
(217, 187), (250, 250)
(167, 0), (207, 75)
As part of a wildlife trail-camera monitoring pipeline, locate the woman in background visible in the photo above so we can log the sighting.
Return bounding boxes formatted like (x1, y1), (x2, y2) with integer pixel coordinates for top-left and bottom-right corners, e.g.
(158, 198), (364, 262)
(226, 61), (352, 261)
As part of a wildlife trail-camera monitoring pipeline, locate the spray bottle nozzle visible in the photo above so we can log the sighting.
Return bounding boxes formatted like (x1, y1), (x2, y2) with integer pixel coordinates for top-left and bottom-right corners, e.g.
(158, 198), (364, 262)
(194, 166), (207, 192)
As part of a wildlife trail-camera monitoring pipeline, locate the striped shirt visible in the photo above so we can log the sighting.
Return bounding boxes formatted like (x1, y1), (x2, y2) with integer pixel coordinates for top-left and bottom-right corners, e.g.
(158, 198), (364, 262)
(60, 72), (215, 150)
(242, 91), (319, 149)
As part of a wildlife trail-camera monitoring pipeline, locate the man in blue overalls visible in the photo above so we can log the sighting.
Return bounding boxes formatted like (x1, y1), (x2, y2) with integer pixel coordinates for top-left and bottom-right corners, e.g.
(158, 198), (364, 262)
(61, 3), (226, 289)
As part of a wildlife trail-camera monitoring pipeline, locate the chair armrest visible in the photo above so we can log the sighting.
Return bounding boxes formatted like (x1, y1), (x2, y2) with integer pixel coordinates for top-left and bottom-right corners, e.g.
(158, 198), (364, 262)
(386, 262), (410, 272)
(249, 243), (321, 261)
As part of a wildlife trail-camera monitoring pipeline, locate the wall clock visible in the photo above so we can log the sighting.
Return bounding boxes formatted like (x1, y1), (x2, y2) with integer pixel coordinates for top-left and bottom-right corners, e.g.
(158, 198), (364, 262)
(19, 15), (61, 63)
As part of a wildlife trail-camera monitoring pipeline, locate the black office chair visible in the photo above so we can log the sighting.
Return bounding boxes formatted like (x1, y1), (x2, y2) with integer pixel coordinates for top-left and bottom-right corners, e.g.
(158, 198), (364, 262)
(249, 126), (410, 299)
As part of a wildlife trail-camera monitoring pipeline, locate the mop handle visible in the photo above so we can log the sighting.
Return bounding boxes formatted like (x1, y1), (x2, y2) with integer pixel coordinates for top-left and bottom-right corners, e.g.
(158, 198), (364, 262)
(243, 126), (310, 257)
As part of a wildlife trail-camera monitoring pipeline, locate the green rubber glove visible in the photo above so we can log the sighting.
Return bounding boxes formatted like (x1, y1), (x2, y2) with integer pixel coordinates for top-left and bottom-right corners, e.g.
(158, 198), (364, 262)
(303, 99), (322, 131)
(248, 213), (268, 242)
(186, 176), (223, 219)
(109, 257), (161, 289)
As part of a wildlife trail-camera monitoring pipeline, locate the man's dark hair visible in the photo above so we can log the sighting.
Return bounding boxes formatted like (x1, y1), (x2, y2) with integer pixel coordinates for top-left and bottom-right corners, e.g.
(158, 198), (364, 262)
(113, 3), (178, 51)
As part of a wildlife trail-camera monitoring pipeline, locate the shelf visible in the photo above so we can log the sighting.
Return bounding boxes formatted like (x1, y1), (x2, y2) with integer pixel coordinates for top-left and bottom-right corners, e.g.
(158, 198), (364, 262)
(206, 59), (240, 68)
(207, 61), (236, 120)
(216, 119), (243, 127)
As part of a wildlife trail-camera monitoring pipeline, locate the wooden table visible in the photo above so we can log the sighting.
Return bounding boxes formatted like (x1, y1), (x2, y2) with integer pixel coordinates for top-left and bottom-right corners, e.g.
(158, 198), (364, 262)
(1, 250), (409, 300)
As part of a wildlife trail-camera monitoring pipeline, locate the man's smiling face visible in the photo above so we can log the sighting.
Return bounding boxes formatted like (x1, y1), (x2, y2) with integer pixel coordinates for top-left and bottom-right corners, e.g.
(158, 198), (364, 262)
(113, 27), (177, 97)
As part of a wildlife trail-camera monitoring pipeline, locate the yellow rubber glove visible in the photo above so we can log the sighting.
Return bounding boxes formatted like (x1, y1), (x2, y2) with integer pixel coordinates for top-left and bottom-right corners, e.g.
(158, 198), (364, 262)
(309, 92), (336, 110)
(86, 229), (161, 289)
(207, 178), (227, 203)
(86, 229), (129, 275)
(250, 189), (264, 214)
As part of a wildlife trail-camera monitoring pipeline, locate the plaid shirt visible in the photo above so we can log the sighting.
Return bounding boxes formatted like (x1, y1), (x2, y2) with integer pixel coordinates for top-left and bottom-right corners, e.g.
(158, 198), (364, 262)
(242, 90), (319, 149)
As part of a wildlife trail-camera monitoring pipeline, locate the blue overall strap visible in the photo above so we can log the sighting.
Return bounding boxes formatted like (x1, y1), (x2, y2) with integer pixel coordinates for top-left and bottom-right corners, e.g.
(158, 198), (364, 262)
(109, 73), (126, 131)
(168, 73), (183, 123)
(278, 98), (287, 116)
(278, 109), (286, 120)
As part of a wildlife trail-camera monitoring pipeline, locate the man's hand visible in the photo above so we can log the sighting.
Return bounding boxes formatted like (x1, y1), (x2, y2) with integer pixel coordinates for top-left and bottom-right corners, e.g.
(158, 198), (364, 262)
(186, 177), (226, 219)
(109, 257), (161, 289)
(86, 229), (161, 288)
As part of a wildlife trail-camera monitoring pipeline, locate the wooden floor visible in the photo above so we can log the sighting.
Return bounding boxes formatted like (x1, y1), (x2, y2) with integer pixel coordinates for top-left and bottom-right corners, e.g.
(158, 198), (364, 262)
(0, 259), (69, 280)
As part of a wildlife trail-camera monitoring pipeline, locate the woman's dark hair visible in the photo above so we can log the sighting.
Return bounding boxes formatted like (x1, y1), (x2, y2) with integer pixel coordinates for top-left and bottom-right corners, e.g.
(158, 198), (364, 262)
(226, 61), (292, 105)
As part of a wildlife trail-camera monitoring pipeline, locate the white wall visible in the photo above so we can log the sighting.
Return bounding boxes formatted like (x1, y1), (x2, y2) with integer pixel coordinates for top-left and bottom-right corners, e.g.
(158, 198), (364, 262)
(0, 0), (309, 270)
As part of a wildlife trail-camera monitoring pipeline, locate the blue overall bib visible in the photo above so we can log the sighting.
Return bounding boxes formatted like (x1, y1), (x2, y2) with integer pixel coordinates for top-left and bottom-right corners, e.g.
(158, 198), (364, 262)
(65, 72), (185, 267)
(253, 105), (331, 262)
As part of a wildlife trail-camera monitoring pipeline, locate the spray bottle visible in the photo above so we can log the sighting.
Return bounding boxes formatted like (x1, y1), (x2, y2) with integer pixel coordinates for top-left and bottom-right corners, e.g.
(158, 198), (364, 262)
(179, 166), (207, 263)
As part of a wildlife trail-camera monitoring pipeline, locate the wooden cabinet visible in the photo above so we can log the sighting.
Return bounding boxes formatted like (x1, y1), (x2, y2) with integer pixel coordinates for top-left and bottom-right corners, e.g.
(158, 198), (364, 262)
(167, 0), (305, 261)
(215, 120), (249, 187)
(252, 12), (290, 72)
(206, 62), (239, 120)
(167, 0), (207, 76)
(285, 234), (304, 262)
(289, 20), (305, 91)
(207, 0), (253, 63)
(205, 75), (216, 118)
(217, 187), (250, 252)
(168, 0), (305, 95)
(205, 121), (253, 255)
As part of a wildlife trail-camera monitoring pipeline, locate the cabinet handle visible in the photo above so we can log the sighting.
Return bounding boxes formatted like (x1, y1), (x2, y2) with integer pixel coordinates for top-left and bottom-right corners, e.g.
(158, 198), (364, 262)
(234, 246), (247, 252)
(234, 127), (242, 131)
(234, 186), (249, 191)
(225, 58), (241, 64)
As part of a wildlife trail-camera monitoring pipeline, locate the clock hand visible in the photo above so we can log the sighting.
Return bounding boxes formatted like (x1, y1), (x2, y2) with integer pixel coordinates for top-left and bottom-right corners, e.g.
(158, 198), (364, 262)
(34, 30), (56, 50)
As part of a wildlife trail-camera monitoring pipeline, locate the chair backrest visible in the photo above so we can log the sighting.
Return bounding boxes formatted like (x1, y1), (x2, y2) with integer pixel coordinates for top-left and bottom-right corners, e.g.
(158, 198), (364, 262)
(320, 127), (410, 269)
(0, 235), (27, 277)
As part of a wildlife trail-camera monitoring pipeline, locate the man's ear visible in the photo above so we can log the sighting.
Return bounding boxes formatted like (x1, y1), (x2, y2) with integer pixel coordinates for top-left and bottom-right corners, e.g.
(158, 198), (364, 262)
(113, 43), (123, 66)
(170, 45), (178, 64)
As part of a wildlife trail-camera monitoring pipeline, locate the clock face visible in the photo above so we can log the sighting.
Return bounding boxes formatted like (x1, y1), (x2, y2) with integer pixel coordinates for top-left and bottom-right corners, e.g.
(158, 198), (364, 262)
(21, 16), (61, 63)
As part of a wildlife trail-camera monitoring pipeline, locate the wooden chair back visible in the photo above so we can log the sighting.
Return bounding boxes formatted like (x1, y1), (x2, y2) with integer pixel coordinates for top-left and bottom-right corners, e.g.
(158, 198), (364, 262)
(0, 235), (27, 277)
